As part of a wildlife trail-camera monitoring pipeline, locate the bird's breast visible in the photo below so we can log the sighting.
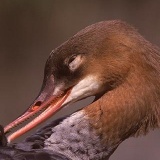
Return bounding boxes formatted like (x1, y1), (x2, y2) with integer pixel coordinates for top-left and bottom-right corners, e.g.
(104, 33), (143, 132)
(44, 111), (112, 160)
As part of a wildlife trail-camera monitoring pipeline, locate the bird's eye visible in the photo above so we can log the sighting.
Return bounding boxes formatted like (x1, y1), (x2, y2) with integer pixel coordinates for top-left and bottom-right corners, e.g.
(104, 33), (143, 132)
(68, 54), (83, 71)
(68, 55), (77, 64)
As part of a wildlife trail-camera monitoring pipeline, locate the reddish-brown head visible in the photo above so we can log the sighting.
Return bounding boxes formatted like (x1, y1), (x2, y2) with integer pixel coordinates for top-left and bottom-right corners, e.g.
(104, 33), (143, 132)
(4, 20), (160, 143)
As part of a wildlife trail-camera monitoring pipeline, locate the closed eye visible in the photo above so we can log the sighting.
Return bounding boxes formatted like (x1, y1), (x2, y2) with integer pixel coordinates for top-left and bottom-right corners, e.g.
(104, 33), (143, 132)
(68, 54), (83, 71)
(68, 55), (77, 65)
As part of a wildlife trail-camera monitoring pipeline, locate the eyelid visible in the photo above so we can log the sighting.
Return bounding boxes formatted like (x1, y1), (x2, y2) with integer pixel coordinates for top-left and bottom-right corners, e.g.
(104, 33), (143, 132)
(68, 55), (77, 64)
(68, 54), (83, 71)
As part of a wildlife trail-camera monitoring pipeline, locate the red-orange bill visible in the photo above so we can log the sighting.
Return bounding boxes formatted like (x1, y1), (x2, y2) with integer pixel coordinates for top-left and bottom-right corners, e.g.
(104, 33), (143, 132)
(4, 89), (71, 143)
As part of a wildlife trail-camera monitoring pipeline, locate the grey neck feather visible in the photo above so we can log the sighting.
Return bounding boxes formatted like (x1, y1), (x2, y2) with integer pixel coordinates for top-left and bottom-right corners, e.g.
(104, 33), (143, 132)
(44, 111), (117, 160)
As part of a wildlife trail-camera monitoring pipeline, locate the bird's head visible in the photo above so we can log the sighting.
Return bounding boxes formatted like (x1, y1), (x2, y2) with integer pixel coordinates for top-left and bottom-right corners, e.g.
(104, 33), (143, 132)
(4, 20), (160, 143)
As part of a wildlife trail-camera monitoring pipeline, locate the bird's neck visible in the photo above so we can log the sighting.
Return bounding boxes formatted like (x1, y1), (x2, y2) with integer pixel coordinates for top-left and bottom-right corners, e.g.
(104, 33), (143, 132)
(84, 67), (160, 150)
(44, 67), (160, 160)
(44, 111), (115, 160)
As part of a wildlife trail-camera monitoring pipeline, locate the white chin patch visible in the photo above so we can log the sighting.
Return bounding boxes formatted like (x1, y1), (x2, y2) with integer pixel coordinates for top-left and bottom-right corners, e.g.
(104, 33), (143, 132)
(63, 75), (100, 105)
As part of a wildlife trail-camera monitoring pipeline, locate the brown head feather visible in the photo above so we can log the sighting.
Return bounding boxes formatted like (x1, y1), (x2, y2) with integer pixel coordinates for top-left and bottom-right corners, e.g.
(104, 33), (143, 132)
(83, 20), (160, 147)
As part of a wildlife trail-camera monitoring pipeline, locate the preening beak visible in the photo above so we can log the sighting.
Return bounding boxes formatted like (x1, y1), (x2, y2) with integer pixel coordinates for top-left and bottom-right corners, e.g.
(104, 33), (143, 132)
(4, 76), (72, 143)
(4, 69), (100, 143)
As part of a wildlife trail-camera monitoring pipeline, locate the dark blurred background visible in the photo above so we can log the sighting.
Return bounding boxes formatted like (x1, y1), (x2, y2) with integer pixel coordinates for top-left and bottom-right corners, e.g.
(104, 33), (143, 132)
(0, 0), (160, 160)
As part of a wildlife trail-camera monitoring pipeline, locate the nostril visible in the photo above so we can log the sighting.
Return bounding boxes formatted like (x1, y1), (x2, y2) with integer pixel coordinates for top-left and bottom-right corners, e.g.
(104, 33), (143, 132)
(35, 101), (42, 106)
(31, 101), (42, 111)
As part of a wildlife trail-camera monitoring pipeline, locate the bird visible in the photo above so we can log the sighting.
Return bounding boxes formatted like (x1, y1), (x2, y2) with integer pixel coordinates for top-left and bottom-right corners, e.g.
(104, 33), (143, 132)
(0, 20), (160, 160)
